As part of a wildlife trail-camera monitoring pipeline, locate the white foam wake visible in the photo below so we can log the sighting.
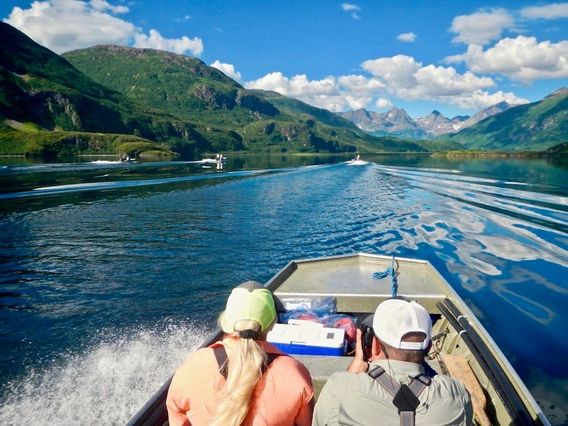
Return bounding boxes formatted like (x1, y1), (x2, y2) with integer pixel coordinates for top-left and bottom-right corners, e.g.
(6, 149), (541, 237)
(0, 322), (210, 425)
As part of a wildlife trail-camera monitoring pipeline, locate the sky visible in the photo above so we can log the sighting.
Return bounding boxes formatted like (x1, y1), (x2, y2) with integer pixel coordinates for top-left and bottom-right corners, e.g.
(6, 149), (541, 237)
(1, 0), (567, 118)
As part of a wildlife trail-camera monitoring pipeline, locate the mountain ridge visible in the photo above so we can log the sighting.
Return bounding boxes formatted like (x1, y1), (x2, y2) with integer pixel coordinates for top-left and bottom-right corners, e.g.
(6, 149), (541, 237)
(440, 89), (568, 150)
(340, 102), (517, 139)
(0, 23), (436, 158)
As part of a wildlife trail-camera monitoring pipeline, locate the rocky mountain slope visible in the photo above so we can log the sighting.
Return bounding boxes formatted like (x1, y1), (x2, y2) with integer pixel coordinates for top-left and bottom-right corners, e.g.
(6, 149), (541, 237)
(340, 102), (517, 139)
(341, 107), (426, 139)
(416, 111), (468, 136)
(440, 88), (567, 151)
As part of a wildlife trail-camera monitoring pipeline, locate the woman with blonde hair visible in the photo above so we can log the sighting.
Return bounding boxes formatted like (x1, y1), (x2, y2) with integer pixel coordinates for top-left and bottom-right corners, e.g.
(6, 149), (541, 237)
(167, 281), (314, 426)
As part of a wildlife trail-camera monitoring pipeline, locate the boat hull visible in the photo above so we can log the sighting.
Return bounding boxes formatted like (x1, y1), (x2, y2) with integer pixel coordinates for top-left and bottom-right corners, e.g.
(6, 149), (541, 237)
(127, 253), (549, 426)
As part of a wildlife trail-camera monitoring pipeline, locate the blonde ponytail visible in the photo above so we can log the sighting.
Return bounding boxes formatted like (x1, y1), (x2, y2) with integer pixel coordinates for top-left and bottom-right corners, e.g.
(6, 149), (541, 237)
(211, 320), (267, 426)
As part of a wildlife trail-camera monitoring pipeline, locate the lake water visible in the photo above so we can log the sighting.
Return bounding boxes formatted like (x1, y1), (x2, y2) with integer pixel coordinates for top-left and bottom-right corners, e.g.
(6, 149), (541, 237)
(0, 154), (567, 425)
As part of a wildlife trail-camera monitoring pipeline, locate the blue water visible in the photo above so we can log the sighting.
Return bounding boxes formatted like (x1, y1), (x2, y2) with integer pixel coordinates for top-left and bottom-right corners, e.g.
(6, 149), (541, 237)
(0, 155), (567, 425)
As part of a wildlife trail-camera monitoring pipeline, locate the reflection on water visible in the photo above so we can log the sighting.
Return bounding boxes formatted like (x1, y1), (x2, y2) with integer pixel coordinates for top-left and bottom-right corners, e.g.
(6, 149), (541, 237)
(0, 155), (567, 424)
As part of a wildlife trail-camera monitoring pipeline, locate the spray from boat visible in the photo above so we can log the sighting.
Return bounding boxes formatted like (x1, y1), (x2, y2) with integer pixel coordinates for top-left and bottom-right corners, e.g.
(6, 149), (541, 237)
(0, 321), (211, 426)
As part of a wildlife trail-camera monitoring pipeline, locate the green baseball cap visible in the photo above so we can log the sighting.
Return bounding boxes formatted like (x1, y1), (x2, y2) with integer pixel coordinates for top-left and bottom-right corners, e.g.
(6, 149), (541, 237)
(219, 281), (276, 333)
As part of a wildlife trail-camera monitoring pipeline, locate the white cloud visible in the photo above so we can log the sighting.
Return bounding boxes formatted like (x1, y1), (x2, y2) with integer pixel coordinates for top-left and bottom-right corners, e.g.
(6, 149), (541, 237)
(446, 36), (568, 82)
(90, 0), (128, 14)
(397, 32), (416, 43)
(376, 97), (393, 109)
(446, 90), (529, 109)
(450, 8), (514, 45)
(5, 0), (135, 53)
(341, 2), (361, 19)
(4, 0), (203, 56)
(244, 56), (520, 112)
(337, 74), (385, 94)
(360, 54), (525, 109)
(134, 29), (203, 55)
(210, 60), (242, 82)
(362, 55), (422, 89)
(520, 3), (568, 19)
(341, 3), (360, 12)
(245, 72), (381, 112)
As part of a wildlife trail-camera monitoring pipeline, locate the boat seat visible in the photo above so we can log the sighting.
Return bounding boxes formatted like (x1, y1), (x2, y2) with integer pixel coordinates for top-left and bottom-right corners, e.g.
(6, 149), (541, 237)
(294, 354), (352, 399)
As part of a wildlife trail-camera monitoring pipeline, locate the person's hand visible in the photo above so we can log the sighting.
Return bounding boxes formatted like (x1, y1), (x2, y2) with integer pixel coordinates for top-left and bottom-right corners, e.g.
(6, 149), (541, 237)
(347, 329), (369, 373)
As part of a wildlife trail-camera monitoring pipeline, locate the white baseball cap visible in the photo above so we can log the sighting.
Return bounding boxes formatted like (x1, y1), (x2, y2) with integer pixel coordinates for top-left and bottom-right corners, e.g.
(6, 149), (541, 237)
(372, 298), (432, 351)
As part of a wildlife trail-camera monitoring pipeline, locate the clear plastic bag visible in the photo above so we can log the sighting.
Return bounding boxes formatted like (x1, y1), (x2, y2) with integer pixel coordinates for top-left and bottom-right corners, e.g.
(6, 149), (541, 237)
(277, 296), (357, 349)
(279, 296), (336, 323)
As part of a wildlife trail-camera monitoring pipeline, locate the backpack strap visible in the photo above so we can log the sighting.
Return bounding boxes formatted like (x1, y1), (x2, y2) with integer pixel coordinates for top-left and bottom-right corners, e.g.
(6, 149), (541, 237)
(368, 365), (431, 426)
(212, 346), (284, 380)
(212, 346), (229, 379)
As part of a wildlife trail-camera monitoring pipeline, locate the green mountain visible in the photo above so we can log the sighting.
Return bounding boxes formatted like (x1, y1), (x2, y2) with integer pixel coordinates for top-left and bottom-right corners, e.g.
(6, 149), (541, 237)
(441, 88), (568, 151)
(252, 89), (360, 129)
(63, 44), (432, 154)
(0, 22), (436, 158)
(63, 45), (279, 127)
(0, 22), (209, 158)
(547, 141), (568, 153)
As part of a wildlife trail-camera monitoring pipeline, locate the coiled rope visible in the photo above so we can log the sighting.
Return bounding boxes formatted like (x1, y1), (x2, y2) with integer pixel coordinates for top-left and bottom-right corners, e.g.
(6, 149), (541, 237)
(373, 255), (398, 297)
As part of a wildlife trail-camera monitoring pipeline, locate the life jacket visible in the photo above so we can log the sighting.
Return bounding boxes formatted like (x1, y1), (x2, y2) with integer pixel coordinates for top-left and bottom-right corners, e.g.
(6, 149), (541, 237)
(368, 365), (431, 426)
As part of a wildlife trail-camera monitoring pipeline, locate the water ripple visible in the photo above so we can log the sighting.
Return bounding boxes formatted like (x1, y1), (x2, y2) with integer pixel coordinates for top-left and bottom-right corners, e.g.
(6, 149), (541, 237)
(0, 159), (567, 424)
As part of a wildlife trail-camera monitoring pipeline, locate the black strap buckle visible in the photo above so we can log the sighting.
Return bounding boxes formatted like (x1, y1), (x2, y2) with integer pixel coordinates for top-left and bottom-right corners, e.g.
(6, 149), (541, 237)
(393, 383), (421, 413)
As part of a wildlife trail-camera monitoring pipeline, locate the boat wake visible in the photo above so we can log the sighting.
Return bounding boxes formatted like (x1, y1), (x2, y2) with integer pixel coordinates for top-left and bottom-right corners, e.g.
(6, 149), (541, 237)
(0, 322), (210, 425)
(0, 169), (273, 200)
(370, 165), (568, 285)
(346, 159), (369, 166)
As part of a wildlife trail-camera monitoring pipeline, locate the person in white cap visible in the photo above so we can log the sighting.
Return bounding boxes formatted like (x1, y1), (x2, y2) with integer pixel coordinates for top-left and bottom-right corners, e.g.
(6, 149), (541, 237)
(167, 281), (314, 426)
(313, 298), (473, 426)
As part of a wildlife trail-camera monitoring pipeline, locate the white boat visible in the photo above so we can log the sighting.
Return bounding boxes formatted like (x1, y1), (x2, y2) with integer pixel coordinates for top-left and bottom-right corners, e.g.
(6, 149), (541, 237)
(126, 253), (550, 426)
(200, 156), (227, 164)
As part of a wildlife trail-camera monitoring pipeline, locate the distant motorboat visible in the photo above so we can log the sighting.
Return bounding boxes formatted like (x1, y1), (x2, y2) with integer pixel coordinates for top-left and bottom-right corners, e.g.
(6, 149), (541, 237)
(200, 156), (226, 165)
(120, 155), (136, 163)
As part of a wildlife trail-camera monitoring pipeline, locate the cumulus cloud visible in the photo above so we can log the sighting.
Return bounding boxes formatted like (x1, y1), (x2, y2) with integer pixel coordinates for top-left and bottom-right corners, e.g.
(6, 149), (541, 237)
(210, 60), (242, 82)
(90, 0), (128, 14)
(444, 90), (529, 109)
(246, 55), (522, 112)
(450, 8), (514, 45)
(376, 98), (393, 109)
(4, 0), (203, 56)
(446, 36), (568, 82)
(245, 72), (382, 112)
(134, 29), (203, 55)
(520, 3), (568, 19)
(342, 2), (361, 19)
(397, 32), (416, 42)
(361, 54), (496, 98)
(361, 54), (526, 109)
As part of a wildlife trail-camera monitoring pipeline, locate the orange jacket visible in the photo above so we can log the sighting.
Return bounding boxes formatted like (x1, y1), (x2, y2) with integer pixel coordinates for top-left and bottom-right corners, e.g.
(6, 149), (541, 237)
(166, 340), (314, 426)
